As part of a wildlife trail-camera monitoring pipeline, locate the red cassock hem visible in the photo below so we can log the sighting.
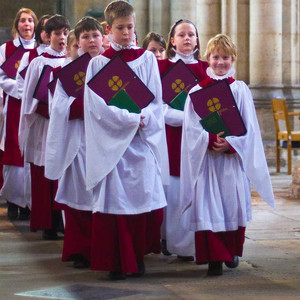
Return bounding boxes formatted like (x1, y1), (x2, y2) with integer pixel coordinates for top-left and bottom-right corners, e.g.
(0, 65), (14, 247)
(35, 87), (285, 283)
(29, 164), (59, 231)
(2, 97), (24, 166)
(62, 207), (92, 261)
(90, 208), (163, 273)
(195, 226), (246, 263)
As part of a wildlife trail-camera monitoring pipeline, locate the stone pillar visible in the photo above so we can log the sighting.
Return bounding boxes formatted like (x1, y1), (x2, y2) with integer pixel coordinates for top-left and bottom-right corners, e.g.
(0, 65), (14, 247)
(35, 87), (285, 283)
(249, 0), (283, 103)
(196, 0), (221, 58)
(132, 0), (149, 45)
(221, 0), (249, 83)
(249, 0), (283, 166)
(170, 0), (197, 25)
(161, 0), (171, 39)
(149, 0), (162, 34)
(282, 0), (300, 103)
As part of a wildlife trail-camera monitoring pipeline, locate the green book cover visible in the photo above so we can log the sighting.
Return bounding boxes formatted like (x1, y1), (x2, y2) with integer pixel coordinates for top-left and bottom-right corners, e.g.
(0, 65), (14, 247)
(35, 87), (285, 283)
(170, 90), (187, 111)
(108, 89), (141, 114)
(200, 111), (230, 137)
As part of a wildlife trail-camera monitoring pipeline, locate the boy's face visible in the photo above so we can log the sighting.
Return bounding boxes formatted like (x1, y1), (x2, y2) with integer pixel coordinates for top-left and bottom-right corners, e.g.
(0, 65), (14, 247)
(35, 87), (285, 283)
(208, 49), (233, 76)
(107, 15), (135, 47)
(48, 28), (69, 52)
(77, 30), (103, 58)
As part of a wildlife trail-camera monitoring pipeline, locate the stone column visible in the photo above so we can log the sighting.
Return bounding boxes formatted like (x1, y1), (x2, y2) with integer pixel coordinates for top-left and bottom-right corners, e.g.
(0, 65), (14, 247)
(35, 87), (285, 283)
(132, 0), (149, 44)
(196, 0), (221, 58)
(249, 0), (283, 103)
(282, 0), (300, 103)
(249, 0), (283, 166)
(149, 0), (162, 34)
(161, 0), (171, 39)
(221, 0), (249, 83)
(170, 0), (197, 25)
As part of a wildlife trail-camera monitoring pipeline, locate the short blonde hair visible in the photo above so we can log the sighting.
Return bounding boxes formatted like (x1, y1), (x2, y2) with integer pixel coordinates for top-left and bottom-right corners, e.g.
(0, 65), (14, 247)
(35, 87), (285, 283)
(67, 30), (76, 48)
(104, 0), (135, 27)
(204, 34), (237, 62)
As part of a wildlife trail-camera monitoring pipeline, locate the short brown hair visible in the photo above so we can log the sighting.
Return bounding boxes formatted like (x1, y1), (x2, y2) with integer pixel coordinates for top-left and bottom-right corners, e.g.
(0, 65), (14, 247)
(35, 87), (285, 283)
(142, 32), (166, 50)
(35, 15), (52, 45)
(45, 14), (71, 36)
(204, 34), (237, 62)
(13, 8), (38, 37)
(165, 19), (200, 60)
(75, 16), (103, 40)
(104, 0), (135, 27)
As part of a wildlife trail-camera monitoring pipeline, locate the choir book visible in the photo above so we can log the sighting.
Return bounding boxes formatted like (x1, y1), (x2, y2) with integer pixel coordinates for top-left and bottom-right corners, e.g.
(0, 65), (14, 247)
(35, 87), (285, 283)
(190, 79), (246, 136)
(1, 46), (28, 79)
(56, 52), (91, 99)
(33, 65), (53, 104)
(161, 59), (198, 110)
(87, 54), (154, 113)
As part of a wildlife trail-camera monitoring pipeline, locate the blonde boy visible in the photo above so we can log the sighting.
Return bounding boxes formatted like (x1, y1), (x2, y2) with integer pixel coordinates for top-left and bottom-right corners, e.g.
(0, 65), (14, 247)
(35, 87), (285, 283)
(180, 34), (274, 275)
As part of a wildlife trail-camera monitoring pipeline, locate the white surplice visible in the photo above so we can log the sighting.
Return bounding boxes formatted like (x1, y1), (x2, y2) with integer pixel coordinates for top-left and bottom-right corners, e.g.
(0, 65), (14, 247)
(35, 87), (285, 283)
(162, 54), (200, 256)
(180, 69), (275, 233)
(45, 56), (93, 210)
(19, 47), (66, 166)
(0, 37), (35, 208)
(84, 49), (169, 214)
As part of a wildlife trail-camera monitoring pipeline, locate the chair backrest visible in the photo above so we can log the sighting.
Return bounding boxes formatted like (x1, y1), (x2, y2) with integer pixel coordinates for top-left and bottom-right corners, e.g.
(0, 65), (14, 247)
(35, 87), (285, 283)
(271, 99), (291, 134)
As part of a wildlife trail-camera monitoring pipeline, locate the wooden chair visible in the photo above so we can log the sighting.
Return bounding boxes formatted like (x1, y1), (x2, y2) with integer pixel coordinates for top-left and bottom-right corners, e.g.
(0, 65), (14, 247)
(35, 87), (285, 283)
(271, 99), (300, 174)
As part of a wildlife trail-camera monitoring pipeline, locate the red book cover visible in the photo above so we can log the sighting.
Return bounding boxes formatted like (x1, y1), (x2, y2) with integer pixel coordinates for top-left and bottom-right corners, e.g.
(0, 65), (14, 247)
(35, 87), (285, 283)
(56, 52), (91, 99)
(0, 46), (28, 79)
(47, 78), (57, 96)
(19, 65), (28, 79)
(190, 79), (246, 136)
(33, 65), (53, 104)
(87, 54), (154, 109)
(161, 59), (199, 107)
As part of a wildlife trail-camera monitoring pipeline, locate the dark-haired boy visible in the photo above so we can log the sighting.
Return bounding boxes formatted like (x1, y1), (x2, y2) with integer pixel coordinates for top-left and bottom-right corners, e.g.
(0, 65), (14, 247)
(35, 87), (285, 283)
(19, 14), (70, 239)
(45, 16), (103, 268)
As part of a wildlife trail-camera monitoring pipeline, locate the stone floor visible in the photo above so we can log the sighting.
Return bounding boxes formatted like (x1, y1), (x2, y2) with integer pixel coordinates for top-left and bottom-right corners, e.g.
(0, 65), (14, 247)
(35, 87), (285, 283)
(0, 169), (300, 300)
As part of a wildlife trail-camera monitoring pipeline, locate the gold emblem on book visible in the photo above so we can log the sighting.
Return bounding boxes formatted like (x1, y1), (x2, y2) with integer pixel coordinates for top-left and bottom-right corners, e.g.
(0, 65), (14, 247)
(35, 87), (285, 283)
(207, 97), (221, 112)
(172, 79), (185, 93)
(108, 76), (123, 91)
(74, 72), (86, 86)
(15, 60), (21, 69)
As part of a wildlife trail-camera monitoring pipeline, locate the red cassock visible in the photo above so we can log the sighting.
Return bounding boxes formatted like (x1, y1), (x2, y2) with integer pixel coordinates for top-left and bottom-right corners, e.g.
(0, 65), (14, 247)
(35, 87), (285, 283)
(158, 58), (209, 176)
(89, 47), (164, 274)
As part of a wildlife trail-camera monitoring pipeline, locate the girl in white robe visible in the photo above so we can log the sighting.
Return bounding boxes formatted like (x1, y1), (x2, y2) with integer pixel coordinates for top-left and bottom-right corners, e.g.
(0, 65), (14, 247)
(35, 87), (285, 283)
(158, 19), (209, 258)
(0, 8), (37, 219)
(180, 34), (274, 276)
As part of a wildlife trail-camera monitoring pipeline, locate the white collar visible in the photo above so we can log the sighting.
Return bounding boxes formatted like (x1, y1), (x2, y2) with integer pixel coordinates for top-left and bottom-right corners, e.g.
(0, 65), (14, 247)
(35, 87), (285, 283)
(170, 50), (198, 64)
(78, 48), (84, 56)
(206, 67), (236, 80)
(108, 34), (138, 50)
(18, 35), (35, 47)
(38, 44), (49, 51)
(46, 47), (66, 57)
